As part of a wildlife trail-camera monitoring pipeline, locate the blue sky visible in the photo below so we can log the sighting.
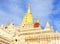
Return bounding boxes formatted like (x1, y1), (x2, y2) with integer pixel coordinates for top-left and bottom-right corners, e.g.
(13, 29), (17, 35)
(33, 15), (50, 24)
(0, 0), (60, 32)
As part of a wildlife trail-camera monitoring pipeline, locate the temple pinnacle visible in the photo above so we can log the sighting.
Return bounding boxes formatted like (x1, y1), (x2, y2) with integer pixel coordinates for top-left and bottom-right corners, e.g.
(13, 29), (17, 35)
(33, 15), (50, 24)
(27, 4), (31, 13)
(36, 17), (39, 23)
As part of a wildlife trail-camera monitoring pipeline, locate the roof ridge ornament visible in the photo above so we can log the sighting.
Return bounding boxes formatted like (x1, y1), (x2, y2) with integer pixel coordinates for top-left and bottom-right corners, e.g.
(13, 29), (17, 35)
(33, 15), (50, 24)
(36, 17), (39, 23)
(27, 4), (31, 13)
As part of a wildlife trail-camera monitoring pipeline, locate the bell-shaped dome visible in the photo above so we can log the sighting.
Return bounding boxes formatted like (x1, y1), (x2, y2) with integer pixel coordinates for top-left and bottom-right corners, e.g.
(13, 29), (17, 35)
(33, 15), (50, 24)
(34, 23), (40, 28)
(34, 17), (40, 28)
(22, 4), (33, 24)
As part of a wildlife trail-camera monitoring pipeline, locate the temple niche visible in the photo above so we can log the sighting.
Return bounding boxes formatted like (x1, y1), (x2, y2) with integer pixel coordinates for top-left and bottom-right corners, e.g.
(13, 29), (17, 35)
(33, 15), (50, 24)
(0, 4), (60, 44)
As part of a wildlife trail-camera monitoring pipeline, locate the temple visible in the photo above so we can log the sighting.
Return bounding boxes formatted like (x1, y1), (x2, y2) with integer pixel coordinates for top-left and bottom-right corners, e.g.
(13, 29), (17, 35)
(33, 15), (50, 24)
(0, 4), (60, 44)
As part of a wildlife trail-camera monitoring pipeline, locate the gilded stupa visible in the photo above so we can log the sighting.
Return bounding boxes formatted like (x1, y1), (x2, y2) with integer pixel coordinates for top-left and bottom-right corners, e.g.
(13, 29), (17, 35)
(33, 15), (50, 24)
(0, 4), (60, 44)
(22, 4), (33, 24)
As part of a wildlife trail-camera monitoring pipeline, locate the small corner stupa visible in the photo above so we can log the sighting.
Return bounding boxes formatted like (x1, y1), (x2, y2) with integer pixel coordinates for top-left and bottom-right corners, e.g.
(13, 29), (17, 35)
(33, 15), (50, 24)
(34, 17), (41, 29)
(44, 21), (54, 32)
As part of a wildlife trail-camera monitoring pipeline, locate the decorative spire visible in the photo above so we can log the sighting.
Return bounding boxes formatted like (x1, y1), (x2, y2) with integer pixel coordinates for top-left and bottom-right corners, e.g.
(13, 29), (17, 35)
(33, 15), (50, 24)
(1, 21), (4, 28)
(27, 4), (31, 13)
(11, 20), (14, 25)
(46, 21), (50, 27)
(6, 23), (10, 27)
(44, 21), (54, 32)
(22, 4), (33, 24)
(45, 21), (51, 31)
(5, 22), (11, 29)
(36, 17), (39, 23)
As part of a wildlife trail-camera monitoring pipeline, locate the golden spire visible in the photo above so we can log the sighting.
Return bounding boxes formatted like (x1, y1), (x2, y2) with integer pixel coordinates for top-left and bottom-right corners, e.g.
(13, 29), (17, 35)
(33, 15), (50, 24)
(22, 4), (33, 24)
(27, 4), (31, 13)
(36, 17), (39, 23)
